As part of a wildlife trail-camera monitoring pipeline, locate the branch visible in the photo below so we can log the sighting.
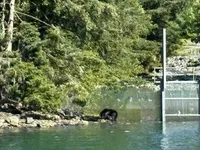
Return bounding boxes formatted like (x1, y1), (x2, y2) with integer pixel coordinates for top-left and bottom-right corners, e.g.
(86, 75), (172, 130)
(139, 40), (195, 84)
(0, 98), (20, 105)
(15, 10), (54, 28)
(15, 12), (23, 22)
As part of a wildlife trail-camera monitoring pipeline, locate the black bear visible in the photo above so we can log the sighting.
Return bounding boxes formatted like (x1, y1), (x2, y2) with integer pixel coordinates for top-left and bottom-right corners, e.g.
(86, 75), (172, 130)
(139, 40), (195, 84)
(100, 108), (118, 122)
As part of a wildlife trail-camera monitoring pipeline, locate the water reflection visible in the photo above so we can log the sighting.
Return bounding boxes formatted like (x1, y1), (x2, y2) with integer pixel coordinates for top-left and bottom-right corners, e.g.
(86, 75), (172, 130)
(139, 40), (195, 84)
(161, 122), (200, 150)
(0, 122), (200, 150)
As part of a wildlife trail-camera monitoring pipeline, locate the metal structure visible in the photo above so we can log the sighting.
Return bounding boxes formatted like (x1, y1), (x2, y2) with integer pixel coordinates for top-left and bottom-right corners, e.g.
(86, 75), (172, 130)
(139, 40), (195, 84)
(153, 66), (200, 83)
(165, 81), (200, 117)
(161, 29), (200, 122)
(162, 28), (166, 122)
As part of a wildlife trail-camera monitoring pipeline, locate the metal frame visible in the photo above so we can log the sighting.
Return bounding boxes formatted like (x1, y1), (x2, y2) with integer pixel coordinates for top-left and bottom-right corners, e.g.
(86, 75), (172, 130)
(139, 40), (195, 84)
(153, 67), (200, 83)
(162, 28), (166, 122)
(161, 29), (200, 122)
(165, 80), (200, 117)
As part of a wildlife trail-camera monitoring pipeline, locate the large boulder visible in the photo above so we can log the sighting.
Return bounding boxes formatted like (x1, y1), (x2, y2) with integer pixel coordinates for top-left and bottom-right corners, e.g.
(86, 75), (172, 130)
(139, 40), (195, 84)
(5, 116), (20, 127)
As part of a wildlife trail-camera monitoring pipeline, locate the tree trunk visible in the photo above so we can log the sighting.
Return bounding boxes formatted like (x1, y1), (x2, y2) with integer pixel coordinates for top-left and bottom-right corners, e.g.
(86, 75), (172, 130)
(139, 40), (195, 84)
(6, 0), (15, 51)
(1, 0), (6, 38)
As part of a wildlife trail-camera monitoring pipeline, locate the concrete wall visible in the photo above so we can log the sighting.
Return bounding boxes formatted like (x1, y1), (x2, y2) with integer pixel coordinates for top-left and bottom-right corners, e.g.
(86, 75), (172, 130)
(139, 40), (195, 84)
(87, 86), (161, 122)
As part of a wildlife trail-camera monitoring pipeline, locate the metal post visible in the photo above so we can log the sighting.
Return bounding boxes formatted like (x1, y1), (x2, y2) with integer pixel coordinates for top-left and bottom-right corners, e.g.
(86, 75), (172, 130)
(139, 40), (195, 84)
(162, 28), (166, 122)
(198, 80), (200, 115)
(162, 91), (166, 122)
(163, 28), (166, 89)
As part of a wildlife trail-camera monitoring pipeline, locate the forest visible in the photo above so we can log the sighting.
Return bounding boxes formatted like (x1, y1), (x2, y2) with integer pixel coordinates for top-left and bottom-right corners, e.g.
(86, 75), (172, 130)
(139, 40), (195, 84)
(0, 0), (199, 113)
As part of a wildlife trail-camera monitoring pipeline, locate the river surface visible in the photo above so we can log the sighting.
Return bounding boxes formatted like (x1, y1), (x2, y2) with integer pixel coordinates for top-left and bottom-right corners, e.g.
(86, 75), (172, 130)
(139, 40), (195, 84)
(0, 121), (200, 150)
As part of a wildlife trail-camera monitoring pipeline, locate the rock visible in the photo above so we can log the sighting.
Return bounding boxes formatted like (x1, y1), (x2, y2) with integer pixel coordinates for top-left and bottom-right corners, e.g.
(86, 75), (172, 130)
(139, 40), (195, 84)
(19, 119), (26, 124)
(56, 109), (65, 117)
(0, 110), (92, 129)
(99, 119), (107, 123)
(0, 122), (9, 128)
(75, 116), (81, 120)
(61, 108), (83, 119)
(2, 103), (8, 109)
(78, 120), (89, 125)
(52, 115), (61, 121)
(24, 111), (43, 119)
(21, 122), (37, 128)
(61, 120), (70, 126)
(5, 116), (19, 127)
(0, 119), (5, 127)
(69, 118), (80, 125)
(35, 120), (56, 128)
(17, 103), (23, 109)
(45, 114), (52, 119)
(26, 117), (34, 124)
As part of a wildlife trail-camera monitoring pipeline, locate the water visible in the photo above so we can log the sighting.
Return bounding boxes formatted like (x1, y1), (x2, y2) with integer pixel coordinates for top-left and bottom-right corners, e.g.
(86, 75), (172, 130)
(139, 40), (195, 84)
(0, 121), (200, 150)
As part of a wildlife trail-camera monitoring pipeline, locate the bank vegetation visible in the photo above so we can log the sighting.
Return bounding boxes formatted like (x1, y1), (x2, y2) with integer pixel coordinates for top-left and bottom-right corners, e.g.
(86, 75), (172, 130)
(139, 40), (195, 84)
(0, 0), (199, 114)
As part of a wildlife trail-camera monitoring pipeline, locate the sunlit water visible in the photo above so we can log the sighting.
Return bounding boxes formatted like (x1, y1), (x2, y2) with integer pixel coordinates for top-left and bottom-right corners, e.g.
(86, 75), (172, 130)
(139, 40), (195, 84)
(0, 121), (200, 150)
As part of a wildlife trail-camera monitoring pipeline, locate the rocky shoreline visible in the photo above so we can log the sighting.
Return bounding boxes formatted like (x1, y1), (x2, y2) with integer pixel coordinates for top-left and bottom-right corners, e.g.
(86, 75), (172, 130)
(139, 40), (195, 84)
(0, 111), (92, 129)
(0, 99), (105, 129)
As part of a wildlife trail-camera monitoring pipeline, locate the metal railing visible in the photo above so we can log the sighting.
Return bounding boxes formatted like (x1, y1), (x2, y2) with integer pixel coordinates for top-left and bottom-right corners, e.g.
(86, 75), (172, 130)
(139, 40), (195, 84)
(152, 67), (200, 83)
(165, 81), (200, 117)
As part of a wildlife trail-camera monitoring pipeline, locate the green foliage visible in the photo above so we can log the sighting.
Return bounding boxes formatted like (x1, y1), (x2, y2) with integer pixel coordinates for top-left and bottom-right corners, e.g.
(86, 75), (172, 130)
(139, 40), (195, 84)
(14, 22), (42, 62)
(139, 0), (195, 55)
(3, 0), (198, 112)
(177, 2), (200, 39)
(4, 61), (63, 112)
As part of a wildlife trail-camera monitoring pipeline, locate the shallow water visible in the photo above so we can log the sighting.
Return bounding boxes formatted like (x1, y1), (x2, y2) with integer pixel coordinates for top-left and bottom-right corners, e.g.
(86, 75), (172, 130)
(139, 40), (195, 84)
(0, 121), (200, 150)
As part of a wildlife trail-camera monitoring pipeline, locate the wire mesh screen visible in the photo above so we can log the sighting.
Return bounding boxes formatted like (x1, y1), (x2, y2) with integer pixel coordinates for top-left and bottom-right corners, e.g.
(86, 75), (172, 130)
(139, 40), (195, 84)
(165, 81), (199, 115)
